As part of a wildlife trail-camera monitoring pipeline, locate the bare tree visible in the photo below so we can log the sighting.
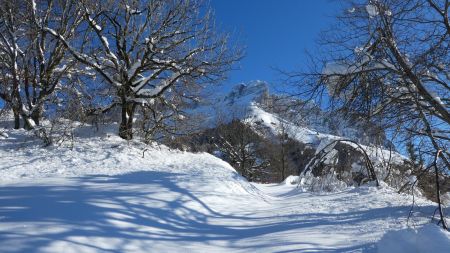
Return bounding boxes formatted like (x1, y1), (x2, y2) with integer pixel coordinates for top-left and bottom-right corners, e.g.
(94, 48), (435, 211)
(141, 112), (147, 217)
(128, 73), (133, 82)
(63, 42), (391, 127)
(0, 0), (28, 128)
(264, 120), (298, 182)
(277, 122), (289, 181)
(213, 120), (270, 182)
(0, 0), (84, 129)
(289, 0), (449, 229)
(46, 0), (241, 139)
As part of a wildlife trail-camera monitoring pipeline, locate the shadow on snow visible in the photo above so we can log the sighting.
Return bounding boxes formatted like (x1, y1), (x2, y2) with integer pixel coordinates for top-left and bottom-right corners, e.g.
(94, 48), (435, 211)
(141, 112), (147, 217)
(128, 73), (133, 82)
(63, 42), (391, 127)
(0, 171), (431, 252)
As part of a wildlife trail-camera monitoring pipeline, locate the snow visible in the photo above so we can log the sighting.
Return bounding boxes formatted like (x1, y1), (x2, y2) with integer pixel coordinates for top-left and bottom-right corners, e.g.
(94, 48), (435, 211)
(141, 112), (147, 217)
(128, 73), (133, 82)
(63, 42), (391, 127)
(191, 81), (269, 127)
(282, 175), (300, 185)
(127, 60), (141, 77)
(254, 183), (449, 252)
(377, 224), (450, 253)
(246, 103), (403, 169)
(366, 4), (379, 17)
(0, 125), (449, 252)
(246, 103), (340, 146)
(299, 170), (349, 192)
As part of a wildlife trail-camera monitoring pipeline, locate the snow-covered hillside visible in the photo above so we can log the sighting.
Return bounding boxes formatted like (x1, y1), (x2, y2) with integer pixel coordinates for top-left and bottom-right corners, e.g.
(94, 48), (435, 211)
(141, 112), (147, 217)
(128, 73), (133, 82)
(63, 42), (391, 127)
(0, 126), (260, 196)
(192, 80), (270, 127)
(196, 81), (390, 147)
(0, 127), (449, 252)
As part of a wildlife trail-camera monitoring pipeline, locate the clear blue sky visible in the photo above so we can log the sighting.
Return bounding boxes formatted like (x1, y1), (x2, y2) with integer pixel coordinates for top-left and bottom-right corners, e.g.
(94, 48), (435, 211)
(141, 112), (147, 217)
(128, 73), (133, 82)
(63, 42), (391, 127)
(210, 0), (339, 89)
(0, 1), (338, 108)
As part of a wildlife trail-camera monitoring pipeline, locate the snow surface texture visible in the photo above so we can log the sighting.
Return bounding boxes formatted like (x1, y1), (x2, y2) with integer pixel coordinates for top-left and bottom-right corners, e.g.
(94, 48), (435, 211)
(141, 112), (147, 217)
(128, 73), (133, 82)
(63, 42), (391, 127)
(0, 127), (449, 252)
(377, 224), (450, 253)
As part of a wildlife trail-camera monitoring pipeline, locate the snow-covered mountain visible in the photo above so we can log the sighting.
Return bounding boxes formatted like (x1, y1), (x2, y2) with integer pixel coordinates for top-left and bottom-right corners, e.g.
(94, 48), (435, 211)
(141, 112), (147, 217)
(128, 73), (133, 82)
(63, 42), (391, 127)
(191, 80), (270, 127)
(195, 80), (390, 148)
(221, 80), (270, 107)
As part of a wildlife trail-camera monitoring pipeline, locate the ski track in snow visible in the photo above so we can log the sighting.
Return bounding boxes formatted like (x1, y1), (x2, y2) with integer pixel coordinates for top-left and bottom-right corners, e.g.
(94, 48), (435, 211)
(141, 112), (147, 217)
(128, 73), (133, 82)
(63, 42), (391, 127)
(0, 128), (448, 253)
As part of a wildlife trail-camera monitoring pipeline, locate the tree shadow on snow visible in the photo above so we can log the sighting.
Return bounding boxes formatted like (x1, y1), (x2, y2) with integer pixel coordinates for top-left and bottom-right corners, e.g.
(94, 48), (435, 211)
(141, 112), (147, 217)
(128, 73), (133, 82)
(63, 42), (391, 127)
(0, 171), (433, 252)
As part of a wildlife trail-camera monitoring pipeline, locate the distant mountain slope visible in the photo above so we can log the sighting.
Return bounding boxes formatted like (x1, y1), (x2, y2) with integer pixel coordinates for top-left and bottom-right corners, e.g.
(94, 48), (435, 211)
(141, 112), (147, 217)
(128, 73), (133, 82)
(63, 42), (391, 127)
(194, 80), (391, 147)
(191, 80), (270, 127)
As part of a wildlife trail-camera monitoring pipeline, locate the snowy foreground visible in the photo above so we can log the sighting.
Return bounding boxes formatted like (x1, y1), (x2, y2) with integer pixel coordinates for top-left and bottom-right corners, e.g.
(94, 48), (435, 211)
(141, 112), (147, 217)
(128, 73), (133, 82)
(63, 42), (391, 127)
(1, 129), (449, 252)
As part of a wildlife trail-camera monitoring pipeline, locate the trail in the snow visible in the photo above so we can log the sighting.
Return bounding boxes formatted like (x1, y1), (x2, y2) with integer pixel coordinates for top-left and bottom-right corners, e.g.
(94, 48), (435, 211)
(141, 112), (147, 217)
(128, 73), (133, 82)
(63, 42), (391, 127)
(0, 129), (447, 253)
(0, 172), (436, 253)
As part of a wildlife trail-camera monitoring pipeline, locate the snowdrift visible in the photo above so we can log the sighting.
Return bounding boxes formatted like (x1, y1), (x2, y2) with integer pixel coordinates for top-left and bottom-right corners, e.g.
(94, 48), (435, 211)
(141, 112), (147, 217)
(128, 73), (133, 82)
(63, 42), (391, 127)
(377, 224), (450, 253)
(0, 126), (264, 198)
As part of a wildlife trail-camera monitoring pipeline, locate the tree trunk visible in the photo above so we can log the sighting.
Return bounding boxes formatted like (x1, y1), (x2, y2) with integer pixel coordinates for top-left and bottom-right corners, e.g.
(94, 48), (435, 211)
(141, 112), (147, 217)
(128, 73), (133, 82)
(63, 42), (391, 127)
(13, 108), (20, 129)
(23, 115), (35, 130)
(19, 105), (41, 130)
(119, 102), (135, 140)
(434, 164), (447, 230)
(281, 146), (286, 182)
(433, 150), (448, 230)
(31, 106), (42, 126)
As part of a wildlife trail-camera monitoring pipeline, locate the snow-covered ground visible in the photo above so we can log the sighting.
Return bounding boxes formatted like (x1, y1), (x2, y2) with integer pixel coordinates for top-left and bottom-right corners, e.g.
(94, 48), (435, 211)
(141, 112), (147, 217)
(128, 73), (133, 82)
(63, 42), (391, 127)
(1, 127), (449, 252)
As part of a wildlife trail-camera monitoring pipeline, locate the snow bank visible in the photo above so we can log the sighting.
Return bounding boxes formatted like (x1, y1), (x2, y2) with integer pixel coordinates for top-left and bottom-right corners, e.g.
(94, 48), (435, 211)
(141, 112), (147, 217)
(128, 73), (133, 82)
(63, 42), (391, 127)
(282, 175), (300, 185)
(377, 224), (450, 253)
(0, 126), (264, 198)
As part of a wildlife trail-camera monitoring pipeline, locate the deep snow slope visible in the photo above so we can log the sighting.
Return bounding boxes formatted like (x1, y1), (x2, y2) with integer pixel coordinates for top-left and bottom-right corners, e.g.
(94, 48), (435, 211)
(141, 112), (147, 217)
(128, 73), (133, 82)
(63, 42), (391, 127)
(0, 128), (449, 253)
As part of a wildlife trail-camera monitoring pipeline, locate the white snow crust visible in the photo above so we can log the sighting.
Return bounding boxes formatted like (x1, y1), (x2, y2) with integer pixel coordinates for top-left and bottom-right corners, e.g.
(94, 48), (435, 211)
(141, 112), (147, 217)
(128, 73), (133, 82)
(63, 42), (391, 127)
(0, 124), (449, 252)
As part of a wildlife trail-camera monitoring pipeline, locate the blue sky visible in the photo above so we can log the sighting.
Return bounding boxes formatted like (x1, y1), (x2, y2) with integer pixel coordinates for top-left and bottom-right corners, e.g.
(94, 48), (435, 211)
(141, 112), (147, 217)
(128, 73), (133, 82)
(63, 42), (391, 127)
(210, 0), (339, 89)
(0, 1), (339, 108)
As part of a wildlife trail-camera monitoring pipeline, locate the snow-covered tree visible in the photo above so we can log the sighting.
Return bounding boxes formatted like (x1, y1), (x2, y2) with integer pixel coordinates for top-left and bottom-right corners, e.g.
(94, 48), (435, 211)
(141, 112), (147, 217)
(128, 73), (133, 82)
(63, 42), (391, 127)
(47, 0), (240, 139)
(291, 0), (449, 229)
(0, 0), (84, 129)
(0, 0), (24, 128)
